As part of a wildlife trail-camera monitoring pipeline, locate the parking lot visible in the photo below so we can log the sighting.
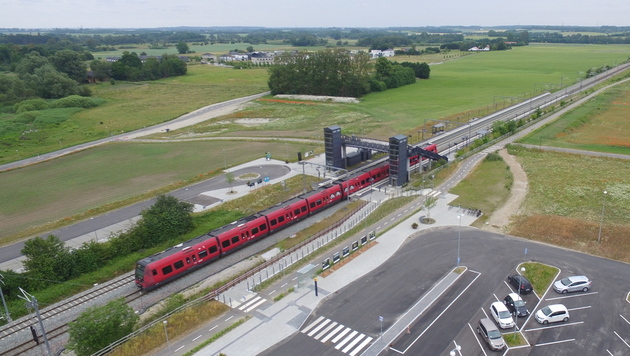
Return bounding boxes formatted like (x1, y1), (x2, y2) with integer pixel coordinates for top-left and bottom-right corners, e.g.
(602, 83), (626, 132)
(443, 266), (630, 356)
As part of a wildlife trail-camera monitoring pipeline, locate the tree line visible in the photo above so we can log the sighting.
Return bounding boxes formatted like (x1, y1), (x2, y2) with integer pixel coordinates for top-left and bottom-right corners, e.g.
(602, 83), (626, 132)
(267, 50), (430, 97)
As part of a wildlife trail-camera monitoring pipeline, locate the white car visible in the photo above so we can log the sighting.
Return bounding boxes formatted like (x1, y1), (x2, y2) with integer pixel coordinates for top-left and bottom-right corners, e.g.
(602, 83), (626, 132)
(535, 304), (570, 324)
(490, 301), (515, 329)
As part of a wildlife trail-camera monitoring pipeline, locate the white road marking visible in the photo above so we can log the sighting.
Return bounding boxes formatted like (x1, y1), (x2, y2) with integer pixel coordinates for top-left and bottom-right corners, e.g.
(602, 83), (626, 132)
(280, 283), (288, 288)
(308, 318), (331, 337)
(349, 336), (373, 356)
(621, 314), (630, 325)
(614, 331), (630, 349)
(321, 324), (346, 343)
(331, 327), (351, 343)
(302, 316), (325, 333)
(175, 345), (185, 352)
(314, 321), (338, 340)
(567, 306), (591, 311)
(209, 325), (217, 332)
(342, 333), (366, 353)
(546, 291), (598, 301)
(335, 330), (358, 350)
(269, 290), (276, 295)
(525, 321), (583, 332)
(467, 323), (488, 356)
(535, 338), (575, 347)
(225, 316), (233, 322)
(243, 298), (266, 313)
(192, 335), (202, 342)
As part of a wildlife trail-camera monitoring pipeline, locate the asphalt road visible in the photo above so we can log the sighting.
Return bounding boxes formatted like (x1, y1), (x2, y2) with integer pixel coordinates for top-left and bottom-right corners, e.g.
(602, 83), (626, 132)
(0, 164), (289, 265)
(258, 228), (630, 356)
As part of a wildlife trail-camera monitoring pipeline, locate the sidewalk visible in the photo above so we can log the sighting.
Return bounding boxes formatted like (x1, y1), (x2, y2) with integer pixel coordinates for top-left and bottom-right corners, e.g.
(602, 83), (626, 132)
(192, 187), (476, 356)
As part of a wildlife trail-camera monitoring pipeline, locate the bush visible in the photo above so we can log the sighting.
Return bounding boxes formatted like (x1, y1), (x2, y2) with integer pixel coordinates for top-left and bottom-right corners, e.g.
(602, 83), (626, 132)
(14, 98), (49, 114)
(51, 95), (105, 109)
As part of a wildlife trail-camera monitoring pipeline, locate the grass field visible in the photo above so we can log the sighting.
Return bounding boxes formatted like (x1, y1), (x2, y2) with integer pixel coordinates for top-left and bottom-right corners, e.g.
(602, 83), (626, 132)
(0, 139), (319, 241)
(520, 79), (630, 155)
(1, 65), (269, 165)
(507, 145), (630, 262)
(449, 153), (513, 226)
(177, 44), (630, 142)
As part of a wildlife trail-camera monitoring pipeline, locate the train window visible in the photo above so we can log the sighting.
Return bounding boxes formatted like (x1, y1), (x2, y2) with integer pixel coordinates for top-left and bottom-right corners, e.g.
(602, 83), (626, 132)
(162, 265), (173, 275)
(270, 218), (277, 226)
(231, 236), (239, 244)
(174, 260), (184, 269)
(199, 250), (208, 259)
(186, 257), (191, 264)
(301, 206), (307, 212)
(252, 227), (259, 234)
(192, 255), (196, 262)
(310, 202), (316, 208)
(152, 269), (157, 276)
(278, 216), (285, 223)
(209, 246), (218, 254)
(260, 223), (267, 231)
(222, 240), (230, 248)
(317, 199), (322, 206)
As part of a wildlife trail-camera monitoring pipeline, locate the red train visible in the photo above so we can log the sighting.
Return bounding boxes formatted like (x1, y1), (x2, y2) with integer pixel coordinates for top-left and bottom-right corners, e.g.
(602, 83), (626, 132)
(135, 164), (391, 290)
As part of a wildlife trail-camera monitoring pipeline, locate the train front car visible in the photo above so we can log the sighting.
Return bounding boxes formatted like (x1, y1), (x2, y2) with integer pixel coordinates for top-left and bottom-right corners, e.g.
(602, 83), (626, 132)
(134, 233), (222, 290)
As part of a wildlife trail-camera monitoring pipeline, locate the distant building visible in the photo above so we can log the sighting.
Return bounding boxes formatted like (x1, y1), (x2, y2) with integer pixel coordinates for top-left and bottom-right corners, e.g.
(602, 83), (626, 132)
(468, 45), (490, 51)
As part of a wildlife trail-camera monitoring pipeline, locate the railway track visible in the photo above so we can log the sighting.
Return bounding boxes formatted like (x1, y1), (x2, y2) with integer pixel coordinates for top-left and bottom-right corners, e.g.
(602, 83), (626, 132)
(0, 273), (138, 356)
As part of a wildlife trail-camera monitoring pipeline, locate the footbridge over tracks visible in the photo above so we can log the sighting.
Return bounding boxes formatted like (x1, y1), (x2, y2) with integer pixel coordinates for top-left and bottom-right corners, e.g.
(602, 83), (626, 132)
(324, 125), (448, 187)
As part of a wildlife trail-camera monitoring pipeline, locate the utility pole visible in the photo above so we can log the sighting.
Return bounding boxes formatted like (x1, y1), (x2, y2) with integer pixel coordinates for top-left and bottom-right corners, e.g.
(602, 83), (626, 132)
(18, 288), (51, 355)
(0, 274), (12, 322)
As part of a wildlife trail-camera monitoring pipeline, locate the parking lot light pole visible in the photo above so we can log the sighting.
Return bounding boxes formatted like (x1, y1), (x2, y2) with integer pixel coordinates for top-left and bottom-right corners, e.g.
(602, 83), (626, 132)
(598, 190), (608, 243)
(163, 320), (171, 353)
(457, 215), (461, 267)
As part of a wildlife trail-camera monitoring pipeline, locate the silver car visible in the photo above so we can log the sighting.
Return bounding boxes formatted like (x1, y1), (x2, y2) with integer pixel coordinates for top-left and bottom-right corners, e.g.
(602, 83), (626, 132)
(553, 275), (591, 294)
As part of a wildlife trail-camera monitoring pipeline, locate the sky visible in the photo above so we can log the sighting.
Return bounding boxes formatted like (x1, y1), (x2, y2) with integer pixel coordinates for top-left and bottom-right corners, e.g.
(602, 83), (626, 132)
(2, 0), (629, 29)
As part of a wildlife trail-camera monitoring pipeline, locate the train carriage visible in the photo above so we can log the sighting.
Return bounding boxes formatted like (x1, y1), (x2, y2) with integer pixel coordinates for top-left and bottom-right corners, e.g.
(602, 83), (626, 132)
(305, 184), (344, 215)
(210, 214), (269, 255)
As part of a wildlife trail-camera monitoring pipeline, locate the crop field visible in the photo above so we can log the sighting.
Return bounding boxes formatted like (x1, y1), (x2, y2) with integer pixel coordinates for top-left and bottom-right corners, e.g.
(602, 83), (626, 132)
(0, 139), (319, 241)
(507, 145), (630, 262)
(520, 79), (630, 155)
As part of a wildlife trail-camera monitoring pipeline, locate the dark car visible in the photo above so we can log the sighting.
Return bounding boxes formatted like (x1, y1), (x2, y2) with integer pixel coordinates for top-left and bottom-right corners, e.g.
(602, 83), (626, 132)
(508, 275), (533, 294)
(504, 293), (529, 317)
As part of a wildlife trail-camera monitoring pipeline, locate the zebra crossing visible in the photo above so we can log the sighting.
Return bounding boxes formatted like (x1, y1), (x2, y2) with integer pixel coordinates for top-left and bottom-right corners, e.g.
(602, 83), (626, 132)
(301, 316), (373, 356)
(233, 293), (267, 313)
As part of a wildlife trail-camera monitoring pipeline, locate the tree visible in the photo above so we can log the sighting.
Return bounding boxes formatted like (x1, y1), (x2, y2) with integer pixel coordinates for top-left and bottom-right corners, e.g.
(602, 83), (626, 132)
(67, 298), (138, 356)
(22, 235), (70, 288)
(137, 195), (194, 246)
(90, 59), (112, 81)
(246, 45), (254, 52)
(176, 41), (189, 54)
(50, 49), (87, 82)
(15, 51), (50, 76)
(423, 196), (438, 220)
(26, 64), (79, 99)
(226, 172), (235, 193)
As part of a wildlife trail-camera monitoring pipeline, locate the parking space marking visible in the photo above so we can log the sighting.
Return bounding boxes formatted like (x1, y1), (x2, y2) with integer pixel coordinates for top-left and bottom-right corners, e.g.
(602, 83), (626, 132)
(546, 291), (598, 301)
(525, 321), (584, 332)
(467, 323), (488, 356)
(480, 307), (489, 319)
(614, 331), (630, 349)
(503, 280), (515, 294)
(620, 314), (630, 325)
(567, 305), (591, 311)
(492, 293), (500, 302)
(535, 338), (575, 347)
(397, 271), (481, 354)
(606, 350), (614, 355)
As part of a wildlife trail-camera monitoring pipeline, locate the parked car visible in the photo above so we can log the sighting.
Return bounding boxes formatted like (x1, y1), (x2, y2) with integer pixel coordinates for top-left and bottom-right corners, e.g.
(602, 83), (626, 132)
(477, 318), (506, 351)
(490, 301), (515, 329)
(535, 304), (570, 324)
(507, 274), (533, 294)
(553, 275), (592, 294)
(503, 293), (529, 317)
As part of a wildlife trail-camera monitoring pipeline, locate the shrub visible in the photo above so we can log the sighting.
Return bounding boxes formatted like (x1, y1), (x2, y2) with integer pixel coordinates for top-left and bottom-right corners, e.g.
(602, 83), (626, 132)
(14, 98), (50, 114)
(51, 95), (105, 109)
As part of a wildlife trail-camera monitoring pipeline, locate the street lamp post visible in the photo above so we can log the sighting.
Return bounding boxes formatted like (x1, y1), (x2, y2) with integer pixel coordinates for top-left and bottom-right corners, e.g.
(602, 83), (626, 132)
(457, 215), (461, 267)
(598, 190), (608, 243)
(163, 320), (171, 353)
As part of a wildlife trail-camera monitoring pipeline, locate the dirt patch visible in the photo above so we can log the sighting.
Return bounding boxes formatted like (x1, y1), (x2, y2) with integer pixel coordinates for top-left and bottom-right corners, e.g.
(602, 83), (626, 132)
(482, 148), (528, 233)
